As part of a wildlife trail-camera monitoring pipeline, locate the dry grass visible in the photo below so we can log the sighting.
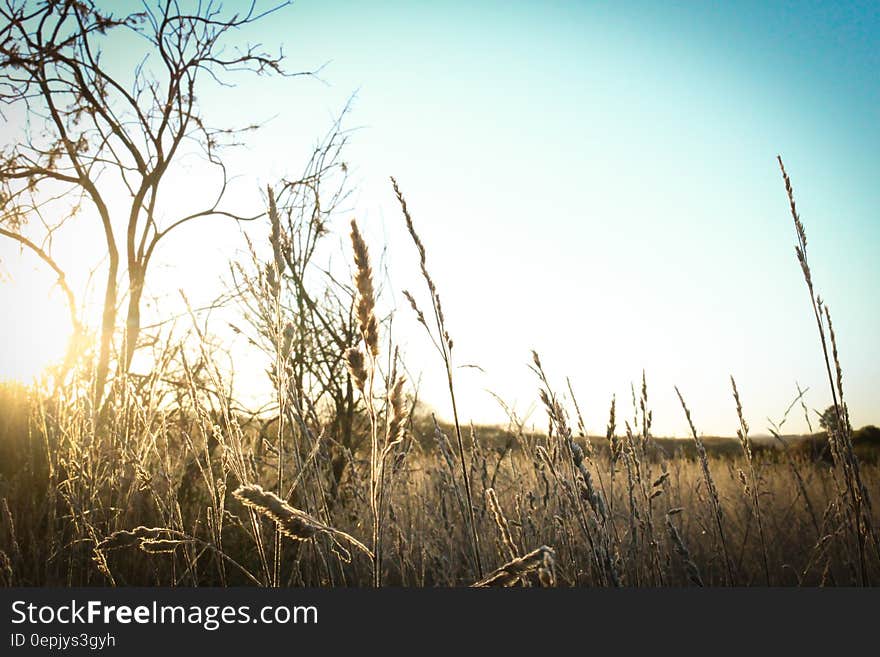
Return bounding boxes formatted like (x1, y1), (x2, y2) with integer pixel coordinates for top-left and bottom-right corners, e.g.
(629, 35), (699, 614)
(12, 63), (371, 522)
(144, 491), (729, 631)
(0, 162), (878, 587)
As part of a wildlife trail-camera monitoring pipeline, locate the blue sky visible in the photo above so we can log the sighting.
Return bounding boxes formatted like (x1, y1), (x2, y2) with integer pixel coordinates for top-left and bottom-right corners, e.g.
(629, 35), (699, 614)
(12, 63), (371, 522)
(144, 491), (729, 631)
(1, 1), (877, 435)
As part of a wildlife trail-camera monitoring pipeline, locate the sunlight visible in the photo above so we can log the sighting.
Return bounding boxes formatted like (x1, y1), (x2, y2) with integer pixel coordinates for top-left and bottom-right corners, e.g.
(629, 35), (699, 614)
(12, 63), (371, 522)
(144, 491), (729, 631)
(0, 273), (72, 384)
(0, 0), (878, 598)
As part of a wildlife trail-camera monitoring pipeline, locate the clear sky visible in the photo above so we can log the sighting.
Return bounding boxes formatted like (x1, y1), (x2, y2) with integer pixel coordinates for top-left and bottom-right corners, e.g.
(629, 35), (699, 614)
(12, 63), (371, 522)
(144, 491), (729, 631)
(1, 1), (878, 436)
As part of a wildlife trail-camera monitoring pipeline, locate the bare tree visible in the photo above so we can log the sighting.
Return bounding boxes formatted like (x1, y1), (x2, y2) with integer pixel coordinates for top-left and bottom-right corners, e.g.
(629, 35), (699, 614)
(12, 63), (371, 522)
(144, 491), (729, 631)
(0, 0), (308, 404)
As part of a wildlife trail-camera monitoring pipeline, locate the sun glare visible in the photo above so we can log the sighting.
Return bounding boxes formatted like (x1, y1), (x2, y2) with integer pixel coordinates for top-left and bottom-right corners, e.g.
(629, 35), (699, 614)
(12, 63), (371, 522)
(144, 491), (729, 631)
(0, 276), (72, 384)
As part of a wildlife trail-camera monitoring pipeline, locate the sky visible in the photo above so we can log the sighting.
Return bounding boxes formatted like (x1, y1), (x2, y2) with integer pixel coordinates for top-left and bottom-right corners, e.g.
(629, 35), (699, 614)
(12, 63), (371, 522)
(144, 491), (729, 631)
(1, 0), (878, 436)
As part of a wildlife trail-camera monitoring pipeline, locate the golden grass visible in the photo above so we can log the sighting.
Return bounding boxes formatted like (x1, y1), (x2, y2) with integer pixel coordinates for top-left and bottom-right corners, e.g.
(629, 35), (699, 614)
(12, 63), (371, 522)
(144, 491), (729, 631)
(0, 161), (877, 587)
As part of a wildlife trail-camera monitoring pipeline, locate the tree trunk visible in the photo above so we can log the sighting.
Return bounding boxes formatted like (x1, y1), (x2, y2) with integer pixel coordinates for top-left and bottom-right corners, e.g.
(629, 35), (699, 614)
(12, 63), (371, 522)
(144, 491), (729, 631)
(123, 271), (144, 373)
(94, 256), (119, 410)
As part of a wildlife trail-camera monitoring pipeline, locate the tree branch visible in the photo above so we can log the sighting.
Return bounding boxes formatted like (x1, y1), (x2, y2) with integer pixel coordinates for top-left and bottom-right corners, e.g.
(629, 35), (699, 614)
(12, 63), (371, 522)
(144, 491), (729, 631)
(0, 225), (80, 332)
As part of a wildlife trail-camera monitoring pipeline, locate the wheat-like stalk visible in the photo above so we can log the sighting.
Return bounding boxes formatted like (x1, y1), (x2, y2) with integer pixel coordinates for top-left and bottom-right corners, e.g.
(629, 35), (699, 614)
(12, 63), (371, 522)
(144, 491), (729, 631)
(675, 386), (735, 585)
(96, 526), (166, 551)
(348, 219), (384, 585)
(267, 186), (285, 297)
(777, 156), (880, 582)
(472, 546), (556, 587)
(349, 219), (379, 358)
(233, 484), (371, 558)
(665, 511), (703, 587)
(731, 376), (771, 585)
(345, 347), (368, 393)
(385, 375), (408, 451)
(392, 176), (483, 580)
(96, 524), (263, 585)
(486, 488), (518, 563)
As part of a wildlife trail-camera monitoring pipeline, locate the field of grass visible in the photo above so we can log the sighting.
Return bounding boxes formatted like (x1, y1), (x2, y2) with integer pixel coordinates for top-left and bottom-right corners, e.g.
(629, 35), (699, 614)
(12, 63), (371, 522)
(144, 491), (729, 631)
(0, 162), (877, 587)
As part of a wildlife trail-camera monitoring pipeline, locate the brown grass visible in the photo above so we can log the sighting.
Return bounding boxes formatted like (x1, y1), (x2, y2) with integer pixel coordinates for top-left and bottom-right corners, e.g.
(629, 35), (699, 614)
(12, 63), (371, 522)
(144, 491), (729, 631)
(0, 162), (877, 587)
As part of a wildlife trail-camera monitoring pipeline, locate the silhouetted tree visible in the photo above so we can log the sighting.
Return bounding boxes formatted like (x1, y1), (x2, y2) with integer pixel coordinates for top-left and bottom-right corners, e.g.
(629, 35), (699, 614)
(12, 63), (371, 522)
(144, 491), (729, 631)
(819, 404), (842, 435)
(0, 0), (306, 405)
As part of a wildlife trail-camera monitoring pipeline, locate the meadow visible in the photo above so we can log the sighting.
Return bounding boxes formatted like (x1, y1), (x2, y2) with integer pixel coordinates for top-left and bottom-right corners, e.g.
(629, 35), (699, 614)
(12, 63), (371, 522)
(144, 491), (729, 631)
(0, 160), (877, 588)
